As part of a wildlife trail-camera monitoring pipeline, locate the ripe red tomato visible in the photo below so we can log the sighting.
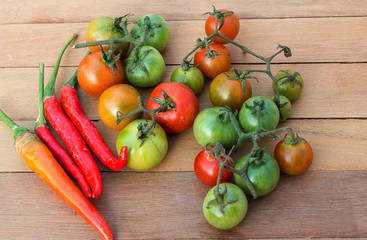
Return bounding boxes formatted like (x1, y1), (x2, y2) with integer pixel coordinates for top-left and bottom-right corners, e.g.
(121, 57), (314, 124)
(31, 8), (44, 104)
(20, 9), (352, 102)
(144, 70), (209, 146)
(146, 82), (199, 133)
(194, 148), (232, 187)
(209, 71), (252, 111)
(274, 131), (313, 175)
(77, 51), (125, 98)
(205, 9), (240, 44)
(194, 43), (231, 79)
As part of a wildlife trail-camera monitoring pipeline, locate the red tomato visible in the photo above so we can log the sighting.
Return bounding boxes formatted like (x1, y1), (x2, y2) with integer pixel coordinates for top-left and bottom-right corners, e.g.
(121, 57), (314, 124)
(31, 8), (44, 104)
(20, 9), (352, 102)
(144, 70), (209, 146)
(274, 132), (313, 175)
(194, 43), (231, 79)
(146, 82), (199, 133)
(77, 51), (125, 98)
(205, 9), (240, 44)
(194, 149), (233, 187)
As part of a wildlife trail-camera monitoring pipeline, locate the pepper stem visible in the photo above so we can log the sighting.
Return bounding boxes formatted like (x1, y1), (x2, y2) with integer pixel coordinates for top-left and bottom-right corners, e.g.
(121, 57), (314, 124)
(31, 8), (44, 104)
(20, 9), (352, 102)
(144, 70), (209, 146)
(35, 63), (46, 130)
(64, 51), (92, 89)
(44, 33), (78, 99)
(0, 109), (29, 142)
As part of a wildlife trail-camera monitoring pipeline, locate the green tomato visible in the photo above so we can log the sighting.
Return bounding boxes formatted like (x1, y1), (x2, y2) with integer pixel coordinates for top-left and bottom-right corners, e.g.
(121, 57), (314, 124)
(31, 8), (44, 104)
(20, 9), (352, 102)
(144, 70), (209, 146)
(125, 46), (166, 88)
(272, 69), (304, 101)
(234, 151), (280, 197)
(130, 14), (170, 52)
(116, 119), (168, 170)
(193, 107), (239, 151)
(272, 95), (292, 122)
(170, 66), (204, 95)
(238, 96), (279, 132)
(203, 183), (248, 230)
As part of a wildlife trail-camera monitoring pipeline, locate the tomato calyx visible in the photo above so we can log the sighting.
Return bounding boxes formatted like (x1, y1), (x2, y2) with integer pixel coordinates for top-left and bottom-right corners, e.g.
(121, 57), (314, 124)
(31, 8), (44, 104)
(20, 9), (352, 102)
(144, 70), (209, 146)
(283, 129), (305, 145)
(99, 42), (123, 76)
(225, 68), (257, 98)
(205, 6), (234, 32)
(150, 90), (176, 113)
(126, 46), (154, 77)
(132, 15), (163, 40)
(276, 70), (303, 88)
(206, 184), (238, 214)
(136, 120), (157, 146)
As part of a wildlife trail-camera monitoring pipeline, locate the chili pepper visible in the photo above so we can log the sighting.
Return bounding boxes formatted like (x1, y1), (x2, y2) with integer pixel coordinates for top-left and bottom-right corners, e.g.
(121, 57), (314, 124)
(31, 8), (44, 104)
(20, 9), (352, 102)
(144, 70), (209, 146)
(35, 62), (91, 197)
(0, 109), (114, 240)
(43, 34), (102, 198)
(60, 65), (127, 171)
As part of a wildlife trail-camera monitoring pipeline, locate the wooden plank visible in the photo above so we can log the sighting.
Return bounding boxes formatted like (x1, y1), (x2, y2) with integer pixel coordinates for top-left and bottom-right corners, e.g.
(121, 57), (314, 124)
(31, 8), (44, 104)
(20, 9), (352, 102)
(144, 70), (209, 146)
(0, 63), (366, 121)
(0, 170), (366, 239)
(1, 17), (367, 68)
(2, 0), (367, 24)
(1, 119), (367, 172)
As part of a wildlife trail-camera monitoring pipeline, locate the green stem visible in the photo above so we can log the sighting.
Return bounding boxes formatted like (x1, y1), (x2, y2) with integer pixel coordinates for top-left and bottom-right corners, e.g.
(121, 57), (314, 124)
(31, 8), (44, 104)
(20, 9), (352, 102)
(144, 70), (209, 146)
(35, 63), (46, 130)
(44, 33), (78, 99)
(0, 109), (29, 142)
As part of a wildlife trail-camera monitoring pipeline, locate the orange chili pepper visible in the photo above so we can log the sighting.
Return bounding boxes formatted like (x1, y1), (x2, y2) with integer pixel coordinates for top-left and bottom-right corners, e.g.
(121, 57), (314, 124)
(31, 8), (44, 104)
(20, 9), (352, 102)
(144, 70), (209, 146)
(0, 109), (113, 240)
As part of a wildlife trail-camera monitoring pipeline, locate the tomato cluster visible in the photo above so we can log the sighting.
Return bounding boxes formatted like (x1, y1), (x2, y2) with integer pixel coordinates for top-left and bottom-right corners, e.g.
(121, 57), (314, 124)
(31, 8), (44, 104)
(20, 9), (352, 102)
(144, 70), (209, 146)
(74, 6), (314, 232)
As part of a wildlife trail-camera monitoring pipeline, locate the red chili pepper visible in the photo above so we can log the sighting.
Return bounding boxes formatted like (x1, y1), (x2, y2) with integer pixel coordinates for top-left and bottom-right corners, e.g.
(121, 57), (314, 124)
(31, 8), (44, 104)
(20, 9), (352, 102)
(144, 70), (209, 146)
(0, 109), (113, 240)
(60, 65), (127, 171)
(43, 34), (102, 198)
(35, 62), (91, 197)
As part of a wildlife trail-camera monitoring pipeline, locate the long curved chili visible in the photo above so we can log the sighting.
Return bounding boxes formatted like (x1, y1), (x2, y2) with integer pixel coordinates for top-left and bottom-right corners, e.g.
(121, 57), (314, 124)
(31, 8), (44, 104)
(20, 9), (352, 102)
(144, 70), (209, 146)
(35, 62), (91, 197)
(0, 109), (114, 240)
(43, 34), (102, 198)
(60, 66), (127, 171)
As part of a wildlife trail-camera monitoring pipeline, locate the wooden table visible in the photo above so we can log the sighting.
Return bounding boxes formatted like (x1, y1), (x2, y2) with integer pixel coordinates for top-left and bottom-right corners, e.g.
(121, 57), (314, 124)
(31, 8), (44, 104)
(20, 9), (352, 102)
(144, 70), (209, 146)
(1, 1), (366, 239)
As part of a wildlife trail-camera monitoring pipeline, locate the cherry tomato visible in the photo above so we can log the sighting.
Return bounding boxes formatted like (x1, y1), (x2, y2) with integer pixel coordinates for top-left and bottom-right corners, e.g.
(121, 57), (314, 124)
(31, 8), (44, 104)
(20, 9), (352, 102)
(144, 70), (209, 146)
(272, 69), (304, 101)
(209, 71), (252, 111)
(98, 84), (142, 130)
(116, 119), (168, 170)
(170, 66), (204, 95)
(194, 43), (231, 79)
(205, 9), (240, 44)
(130, 14), (170, 52)
(85, 16), (130, 56)
(193, 107), (239, 151)
(274, 131), (313, 175)
(203, 183), (248, 229)
(125, 46), (166, 87)
(77, 51), (125, 98)
(146, 82), (199, 133)
(272, 95), (292, 122)
(194, 148), (232, 187)
(239, 96), (280, 132)
(234, 150), (280, 197)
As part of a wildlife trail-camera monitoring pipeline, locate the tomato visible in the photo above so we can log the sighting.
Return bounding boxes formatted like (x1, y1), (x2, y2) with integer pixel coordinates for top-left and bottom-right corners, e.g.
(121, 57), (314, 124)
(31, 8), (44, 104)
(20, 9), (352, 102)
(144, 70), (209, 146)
(272, 69), (304, 101)
(77, 51), (125, 98)
(194, 43), (231, 79)
(203, 183), (248, 229)
(98, 84), (142, 130)
(272, 95), (292, 122)
(116, 119), (168, 170)
(170, 66), (204, 95)
(193, 107), (239, 150)
(125, 46), (166, 87)
(130, 14), (170, 52)
(209, 71), (252, 111)
(146, 82), (199, 133)
(234, 150), (280, 197)
(194, 149), (232, 187)
(238, 96), (279, 132)
(205, 9), (240, 44)
(85, 16), (130, 56)
(274, 131), (313, 175)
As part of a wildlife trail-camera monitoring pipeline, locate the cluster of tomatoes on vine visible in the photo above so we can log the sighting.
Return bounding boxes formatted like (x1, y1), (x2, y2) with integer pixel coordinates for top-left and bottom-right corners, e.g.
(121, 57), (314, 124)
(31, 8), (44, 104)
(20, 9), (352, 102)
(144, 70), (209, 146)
(74, 6), (314, 231)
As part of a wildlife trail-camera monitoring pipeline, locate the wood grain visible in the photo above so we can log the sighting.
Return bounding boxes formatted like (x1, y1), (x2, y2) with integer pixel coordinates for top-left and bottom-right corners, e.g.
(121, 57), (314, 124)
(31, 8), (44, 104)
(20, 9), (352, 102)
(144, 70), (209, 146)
(1, 118), (366, 172)
(2, 0), (367, 24)
(1, 63), (366, 122)
(2, 17), (367, 68)
(0, 171), (366, 239)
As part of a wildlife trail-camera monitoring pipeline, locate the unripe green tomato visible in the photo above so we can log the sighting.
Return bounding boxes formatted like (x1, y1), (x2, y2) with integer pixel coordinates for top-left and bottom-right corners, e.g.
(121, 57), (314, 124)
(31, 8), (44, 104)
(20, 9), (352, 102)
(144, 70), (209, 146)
(170, 66), (204, 95)
(272, 95), (292, 122)
(272, 69), (304, 101)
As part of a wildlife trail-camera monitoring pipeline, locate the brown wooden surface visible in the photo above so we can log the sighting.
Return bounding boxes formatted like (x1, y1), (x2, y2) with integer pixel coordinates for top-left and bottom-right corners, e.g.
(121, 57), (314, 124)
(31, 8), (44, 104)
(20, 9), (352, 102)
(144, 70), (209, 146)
(1, 1), (367, 239)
